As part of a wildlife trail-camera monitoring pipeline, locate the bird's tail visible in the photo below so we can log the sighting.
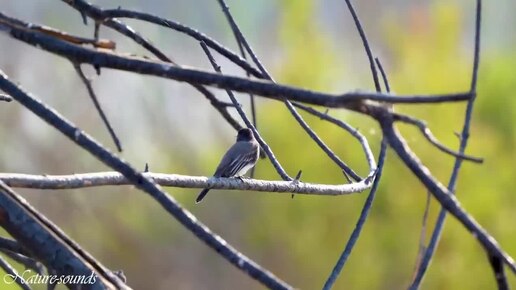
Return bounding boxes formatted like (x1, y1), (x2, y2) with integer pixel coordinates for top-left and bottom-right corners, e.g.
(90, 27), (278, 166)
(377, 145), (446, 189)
(196, 189), (210, 203)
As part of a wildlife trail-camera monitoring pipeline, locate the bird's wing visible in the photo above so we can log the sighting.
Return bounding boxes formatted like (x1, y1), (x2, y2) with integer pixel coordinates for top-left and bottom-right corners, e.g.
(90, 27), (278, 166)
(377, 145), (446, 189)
(214, 141), (258, 177)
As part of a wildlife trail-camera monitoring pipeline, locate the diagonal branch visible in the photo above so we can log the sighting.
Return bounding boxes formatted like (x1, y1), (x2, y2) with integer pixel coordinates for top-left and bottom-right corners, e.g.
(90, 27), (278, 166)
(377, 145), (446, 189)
(292, 103), (377, 178)
(0, 237), (31, 257)
(0, 181), (128, 289)
(381, 122), (516, 274)
(0, 255), (32, 290)
(409, 1), (490, 288)
(99, 8), (263, 78)
(0, 70), (293, 290)
(73, 63), (123, 152)
(215, 0), (261, 177)
(200, 41), (293, 181)
(393, 114), (483, 163)
(344, 0), (381, 92)
(0, 250), (46, 276)
(323, 139), (387, 290)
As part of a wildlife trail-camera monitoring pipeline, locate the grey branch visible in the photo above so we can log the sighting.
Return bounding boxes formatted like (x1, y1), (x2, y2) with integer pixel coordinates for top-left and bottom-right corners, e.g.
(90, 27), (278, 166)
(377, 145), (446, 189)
(0, 172), (377, 195)
(0, 94), (12, 102)
(393, 113), (483, 163)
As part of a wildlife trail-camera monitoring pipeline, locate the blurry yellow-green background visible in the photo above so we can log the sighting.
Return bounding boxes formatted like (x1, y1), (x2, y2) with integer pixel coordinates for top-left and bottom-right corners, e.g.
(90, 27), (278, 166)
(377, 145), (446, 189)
(0, 0), (515, 289)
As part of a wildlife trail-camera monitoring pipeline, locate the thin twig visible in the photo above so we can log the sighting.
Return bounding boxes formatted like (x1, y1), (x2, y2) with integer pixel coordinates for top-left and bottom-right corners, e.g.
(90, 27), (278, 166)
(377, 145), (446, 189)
(73, 63), (123, 152)
(200, 41), (293, 181)
(374, 58), (390, 93)
(0, 12), (115, 49)
(0, 94), (12, 102)
(292, 103), (376, 177)
(344, 0), (381, 92)
(323, 10), (388, 280)
(393, 114), (483, 163)
(410, 191), (431, 282)
(221, 3), (260, 178)
(322, 139), (387, 290)
(0, 249), (45, 275)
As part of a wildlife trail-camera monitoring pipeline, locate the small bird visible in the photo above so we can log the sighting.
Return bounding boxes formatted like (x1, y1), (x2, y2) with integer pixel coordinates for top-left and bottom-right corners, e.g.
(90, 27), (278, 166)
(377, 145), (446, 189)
(196, 128), (260, 203)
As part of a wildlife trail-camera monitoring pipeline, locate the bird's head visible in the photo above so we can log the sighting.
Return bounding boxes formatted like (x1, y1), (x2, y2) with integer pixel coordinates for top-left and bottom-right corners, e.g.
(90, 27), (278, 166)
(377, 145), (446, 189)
(236, 128), (254, 142)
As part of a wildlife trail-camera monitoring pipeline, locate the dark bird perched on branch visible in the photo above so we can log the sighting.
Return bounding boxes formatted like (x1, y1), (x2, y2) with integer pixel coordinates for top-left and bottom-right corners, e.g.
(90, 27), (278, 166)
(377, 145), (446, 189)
(196, 128), (260, 203)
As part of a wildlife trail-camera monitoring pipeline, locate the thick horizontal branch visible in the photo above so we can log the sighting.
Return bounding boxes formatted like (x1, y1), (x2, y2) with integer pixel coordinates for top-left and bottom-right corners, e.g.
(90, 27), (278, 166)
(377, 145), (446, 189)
(0, 172), (376, 195)
(0, 13), (472, 107)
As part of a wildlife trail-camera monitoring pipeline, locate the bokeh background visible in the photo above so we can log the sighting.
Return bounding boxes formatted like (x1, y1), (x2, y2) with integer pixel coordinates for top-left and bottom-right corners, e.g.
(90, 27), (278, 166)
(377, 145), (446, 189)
(0, 0), (515, 289)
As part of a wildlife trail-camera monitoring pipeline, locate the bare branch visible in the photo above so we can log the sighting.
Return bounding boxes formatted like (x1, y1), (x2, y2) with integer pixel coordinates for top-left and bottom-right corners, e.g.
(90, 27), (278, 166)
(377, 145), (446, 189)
(0, 94), (12, 102)
(410, 1), (489, 287)
(200, 41), (293, 181)
(215, 0), (261, 177)
(214, 0), (363, 181)
(0, 237), (30, 257)
(0, 172), (376, 196)
(374, 58), (390, 93)
(410, 192), (431, 282)
(0, 255), (32, 290)
(0, 13), (472, 106)
(55, 3), (243, 131)
(344, 0), (381, 92)
(0, 70), (293, 290)
(0, 250), (45, 276)
(292, 103), (377, 177)
(381, 123), (516, 274)
(73, 63), (123, 152)
(0, 11), (115, 49)
(393, 114), (483, 163)
(0, 181), (127, 289)
(323, 139), (387, 290)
